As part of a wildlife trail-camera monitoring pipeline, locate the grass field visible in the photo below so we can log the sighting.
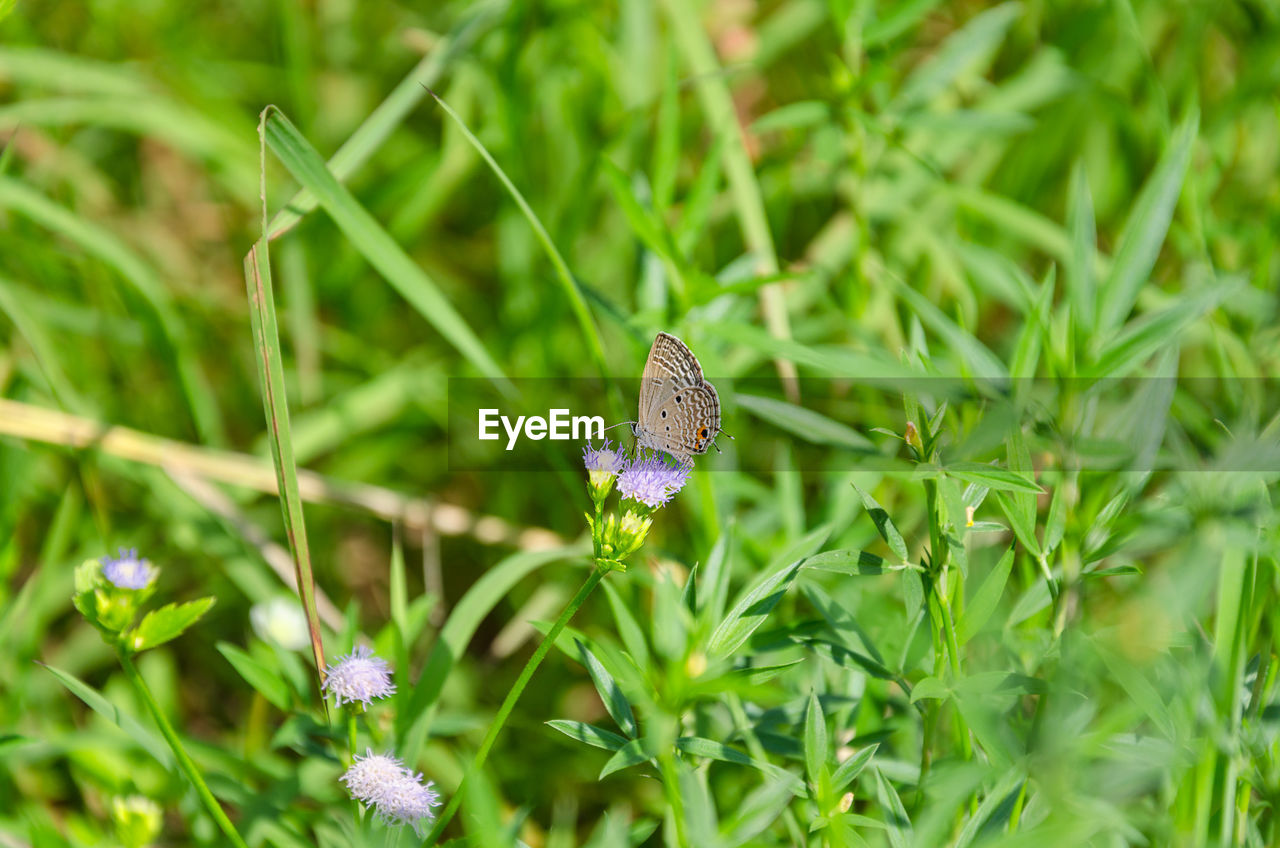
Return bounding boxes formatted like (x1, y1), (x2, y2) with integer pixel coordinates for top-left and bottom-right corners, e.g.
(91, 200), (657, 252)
(1, 1), (1278, 846)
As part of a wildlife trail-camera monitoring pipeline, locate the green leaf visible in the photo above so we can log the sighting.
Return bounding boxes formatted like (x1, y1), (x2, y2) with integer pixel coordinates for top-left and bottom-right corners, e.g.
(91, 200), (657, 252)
(993, 491), (1042, 559)
(892, 2), (1021, 111)
(259, 108), (511, 388)
(599, 737), (653, 779)
(1066, 160), (1097, 337)
(873, 766), (913, 848)
(41, 663), (173, 768)
(601, 580), (650, 670)
(1088, 280), (1239, 379)
(804, 691), (828, 789)
(953, 766), (1025, 848)
(427, 92), (608, 381)
(1083, 564), (1142, 578)
(892, 282), (1009, 381)
(735, 393), (873, 450)
(1096, 112), (1198, 333)
(128, 597), (215, 652)
(852, 484), (910, 563)
(801, 549), (890, 577)
(945, 463), (1042, 494)
(831, 744), (879, 793)
(1095, 642), (1175, 738)
(576, 639), (638, 738)
(216, 642), (291, 710)
(708, 557), (804, 657)
(956, 547), (1015, 644)
(677, 737), (806, 796)
(399, 544), (586, 760)
(864, 0), (944, 46)
(910, 676), (951, 702)
(546, 720), (628, 752)
(265, 5), (499, 237)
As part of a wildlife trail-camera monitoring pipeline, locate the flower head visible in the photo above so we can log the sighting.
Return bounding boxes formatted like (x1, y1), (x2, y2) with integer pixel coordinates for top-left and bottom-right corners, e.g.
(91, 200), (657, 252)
(341, 749), (441, 836)
(250, 596), (310, 651)
(110, 795), (163, 848)
(583, 440), (628, 500)
(100, 548), (156, 590)
(616, 451), (690, 508)
(322, 645), (395, 708)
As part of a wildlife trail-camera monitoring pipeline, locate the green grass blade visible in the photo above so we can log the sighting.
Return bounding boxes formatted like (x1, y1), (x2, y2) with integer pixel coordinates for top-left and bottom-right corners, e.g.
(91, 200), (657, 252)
(0, 276), (87, 412)
(259, 107), (512, 391)
(734, 393), (873, 450)
(265, 0), (504, 239)
(398, 544), (588, 762)
(1096, 112), (1198, 333)
(425, 91), (609, 381)
(658, 0), (797, 392)
(891, 3), (1021, 111)
(41, 663), (173, 768)
(0, 176), (225, 444)
(1086, 279), (1238, 379)
(1066, 161), (1098, 339)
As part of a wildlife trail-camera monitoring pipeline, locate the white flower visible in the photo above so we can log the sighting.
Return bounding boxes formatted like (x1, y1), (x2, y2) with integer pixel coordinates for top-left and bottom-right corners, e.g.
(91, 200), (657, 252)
(322, 645), (395, 708)
(341, 750), (441, 836)
(250, 596), (310, 651)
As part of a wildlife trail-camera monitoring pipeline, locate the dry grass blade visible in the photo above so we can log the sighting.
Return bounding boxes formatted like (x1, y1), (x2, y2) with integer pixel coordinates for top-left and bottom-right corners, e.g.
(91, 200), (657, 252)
(0, 397), (566, 549)
(243, 239), (326, 687)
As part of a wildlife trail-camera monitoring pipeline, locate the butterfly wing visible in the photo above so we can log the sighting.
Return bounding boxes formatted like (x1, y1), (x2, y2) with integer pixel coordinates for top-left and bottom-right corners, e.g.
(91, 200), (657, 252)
(636, 383), (721, 460)
(636, 332), (719, 465)
(639, 332), (704, 424)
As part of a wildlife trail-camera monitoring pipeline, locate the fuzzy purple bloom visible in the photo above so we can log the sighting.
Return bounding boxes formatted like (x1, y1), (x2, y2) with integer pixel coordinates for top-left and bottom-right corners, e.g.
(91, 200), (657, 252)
(616, 451), (691, 508)
(582, 440), (628, 477)
(341, 749), (440, 836)
(322, 645), (395, 708)
(100, 548), (156, 590)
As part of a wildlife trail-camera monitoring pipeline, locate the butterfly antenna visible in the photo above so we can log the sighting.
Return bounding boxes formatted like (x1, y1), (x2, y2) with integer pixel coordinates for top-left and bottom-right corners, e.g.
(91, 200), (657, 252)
(600, 421), (634, 433)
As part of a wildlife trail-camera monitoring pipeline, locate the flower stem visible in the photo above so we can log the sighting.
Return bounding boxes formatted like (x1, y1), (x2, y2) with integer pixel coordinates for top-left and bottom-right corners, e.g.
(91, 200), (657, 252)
(117, 648), (250, 848)
(424, 566), (607, 844)
(348, 713), (358, 761)
(658, 752), (690, 848)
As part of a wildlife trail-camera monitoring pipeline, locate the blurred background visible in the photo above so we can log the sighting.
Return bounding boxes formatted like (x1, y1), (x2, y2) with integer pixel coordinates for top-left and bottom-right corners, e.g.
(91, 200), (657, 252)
(1, 0), (1278, 845)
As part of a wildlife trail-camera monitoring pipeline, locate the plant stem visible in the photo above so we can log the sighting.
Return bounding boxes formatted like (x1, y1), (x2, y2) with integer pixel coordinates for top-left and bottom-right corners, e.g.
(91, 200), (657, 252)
(425, 566), (606, 844)
(117, 649), (250, 848)
(658, 752), (691, 848)
(348, 713), (358, 760)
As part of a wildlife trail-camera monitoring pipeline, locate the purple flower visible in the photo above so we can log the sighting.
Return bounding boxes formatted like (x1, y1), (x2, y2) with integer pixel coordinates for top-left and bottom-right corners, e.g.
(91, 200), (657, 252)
(583, 439), (629, 500)
(583, 440), (627, 477)
(341, 749), (441, 836)
(322, 645), (395, 708)
(100, 548), (156, 590)
(616, 451), (690, 508)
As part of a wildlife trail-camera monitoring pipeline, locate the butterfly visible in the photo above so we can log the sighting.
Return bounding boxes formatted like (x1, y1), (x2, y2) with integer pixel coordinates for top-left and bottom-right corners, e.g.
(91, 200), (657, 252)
(631, 332), (723, 467)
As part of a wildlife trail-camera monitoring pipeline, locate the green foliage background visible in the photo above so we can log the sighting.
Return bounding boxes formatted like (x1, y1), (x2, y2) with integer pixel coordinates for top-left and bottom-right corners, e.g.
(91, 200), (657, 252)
(1, 0), (1277, 846)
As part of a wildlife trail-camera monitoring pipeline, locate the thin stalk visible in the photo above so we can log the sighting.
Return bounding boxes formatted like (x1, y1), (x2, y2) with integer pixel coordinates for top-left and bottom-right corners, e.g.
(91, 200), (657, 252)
(425, 567), (606, 844)
(117, 649), (250, 848)
(658, 753), (691, 848)
(348, 713), (358, 761)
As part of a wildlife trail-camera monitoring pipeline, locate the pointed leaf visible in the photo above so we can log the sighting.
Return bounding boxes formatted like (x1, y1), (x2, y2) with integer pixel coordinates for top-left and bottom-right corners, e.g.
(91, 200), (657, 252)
(956, 547), (1015, 644)
(577, 639), (637, 738)
(129, 597), (215, 652)
(804, 691), (828, 788)
(1097, 113), (1198, 332)
(852, 484), (909, 562)
(216, 642), (291, 710)
(546, 720), (628, 752)
(831, 744), (879, 793)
